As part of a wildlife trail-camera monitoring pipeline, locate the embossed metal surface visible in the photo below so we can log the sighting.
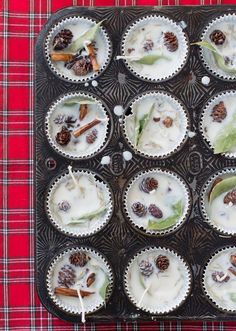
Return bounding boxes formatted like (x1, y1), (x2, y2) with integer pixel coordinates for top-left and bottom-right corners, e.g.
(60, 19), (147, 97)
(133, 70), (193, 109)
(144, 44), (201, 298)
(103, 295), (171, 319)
(35, 6), (236, 322)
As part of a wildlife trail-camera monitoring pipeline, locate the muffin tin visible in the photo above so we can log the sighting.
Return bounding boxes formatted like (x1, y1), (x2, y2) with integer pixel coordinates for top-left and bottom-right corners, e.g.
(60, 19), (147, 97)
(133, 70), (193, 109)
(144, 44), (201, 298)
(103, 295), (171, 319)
(35, 6), (236, 322)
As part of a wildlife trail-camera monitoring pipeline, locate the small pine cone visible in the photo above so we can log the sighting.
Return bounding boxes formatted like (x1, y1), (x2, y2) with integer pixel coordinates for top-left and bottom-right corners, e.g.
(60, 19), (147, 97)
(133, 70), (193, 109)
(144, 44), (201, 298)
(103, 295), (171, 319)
(212, 271), (230, 283)
(58, 200), (71, 212)
(72, 57), (93, 76)
(58, 265), (76, 288)
(230, 254), (236, 267)
(53, 29), (73, 50)
(143, 39), (154, 52)
(131, 202), (147, 217)
(210, 30), (226, 46)
(224, 189), (236, 205)
(163, 116), (173, 128)
(163, 32), (178, 52)
(139, 177), (158, 193)
(148, 204), (163, 218)
(69, 252), (90, 267)
(139, 260), (154, 277)
(155, 255), (170, 271)
(55, 126), (71, 146)
(211, 101), (227, 123)
(86, 129), (98, 144)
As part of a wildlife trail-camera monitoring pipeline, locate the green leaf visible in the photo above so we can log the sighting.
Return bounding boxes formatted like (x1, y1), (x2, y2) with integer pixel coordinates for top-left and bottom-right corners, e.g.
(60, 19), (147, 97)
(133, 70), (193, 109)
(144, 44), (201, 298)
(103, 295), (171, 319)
(133, 54), (170, 65)
(99, 274), (109, 300)
(191, 41), (218, 54)
(67, 20), (105, 53)
(230, 293), (236, 302)
(134, 103), (155, 147)
(147, 200), (183, 231)
(209, 176), (236, 204)
(63, 98), (97, 107)
(213, 113), (236, 154)
(69, 205), (107, 224)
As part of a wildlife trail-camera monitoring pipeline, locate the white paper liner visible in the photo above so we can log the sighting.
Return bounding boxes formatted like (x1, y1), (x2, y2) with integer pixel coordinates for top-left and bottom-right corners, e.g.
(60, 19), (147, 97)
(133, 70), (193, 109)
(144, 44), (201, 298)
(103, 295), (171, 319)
(124, 246), (192, 314)
(46, 246), (114, 317)
(123, 91), (189, 158)
(45, 16), (112, 82)
(199, 90), (236, 158)
(121, 15), (189, 82)
(123, 168), (191, 236)
(45, 92), (110, 160)
(46, 168), (113, 237)
(200, 167), (236, 235)
(199, 14), (236, 81)
(202, 246), (236, 313)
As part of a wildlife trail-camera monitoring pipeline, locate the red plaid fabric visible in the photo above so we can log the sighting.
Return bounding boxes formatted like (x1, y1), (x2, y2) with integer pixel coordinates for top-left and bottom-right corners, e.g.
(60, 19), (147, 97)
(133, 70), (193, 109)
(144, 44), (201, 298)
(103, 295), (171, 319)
(1, 0), (236, 330)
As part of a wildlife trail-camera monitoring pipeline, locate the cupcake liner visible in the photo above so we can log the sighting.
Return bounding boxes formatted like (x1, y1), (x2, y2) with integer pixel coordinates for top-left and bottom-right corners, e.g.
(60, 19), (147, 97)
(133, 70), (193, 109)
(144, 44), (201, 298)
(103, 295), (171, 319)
(123, 168), (191, 236)
(124, 246), (192, 315)
(45, 92), (111, 160)
(45, 16), (112, 83)
(122, 91), (189, 159)
(46, 246), (114, 316)
(200, 167), (236, 235)
(199, 90), (236, 158)
(46, 168), (113, 237)
(199, 14), (236, 81)
(202, 246), (236, 313)
(121, 14), (189, 82)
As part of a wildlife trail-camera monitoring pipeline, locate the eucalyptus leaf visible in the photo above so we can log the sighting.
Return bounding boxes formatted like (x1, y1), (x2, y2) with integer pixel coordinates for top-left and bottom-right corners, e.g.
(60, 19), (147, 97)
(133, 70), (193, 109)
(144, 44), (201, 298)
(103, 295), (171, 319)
(133, 54), (170, 65)
(63, 98), (97, 107)
(99, 274), (109, 300)
(68, 205), (107, 225)
(147, 200), (183, 231)
(134, 103), (155, 147)
(68, 20), (105, 53)
(230, 293), (236, 302)
(209, 176), (236, 204)
(213, 113), (236, 154)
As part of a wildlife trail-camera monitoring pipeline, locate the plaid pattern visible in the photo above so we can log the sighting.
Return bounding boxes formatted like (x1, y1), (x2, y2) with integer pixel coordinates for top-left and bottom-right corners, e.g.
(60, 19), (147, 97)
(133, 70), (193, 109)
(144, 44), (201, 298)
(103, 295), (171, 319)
(1, 0), (236, 330)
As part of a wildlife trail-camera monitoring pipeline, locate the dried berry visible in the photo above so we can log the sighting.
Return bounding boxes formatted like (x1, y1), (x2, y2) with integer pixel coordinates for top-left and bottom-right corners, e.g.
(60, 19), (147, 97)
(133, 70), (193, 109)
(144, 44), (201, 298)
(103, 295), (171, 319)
(155, 255), (170, 271)
(230, 254), (236, 267)
(87, 273), (96, 287)
(153, 117), (160, 122)
(55, 126), (71, 146)
(148, 204), (163, 218)
(139, 177), (158, 193)
(72, 57), (93, 76)
(211, 101), (227, 123)
(131, 202), (147, 217)
(86, 129), (98, 144)
(69, 252), (90, 267)
(127, 48), (135, 54)
(53, 29), (73, 50)
(212, 271), (230, 283)
(163, 116), (173, 128)
(58, 265), (76, 288)
(54, 114), (65, 125)
(143, 39), (154, 52)
(163, 32), (178, 52)
(58, 200), (71, 212)
(224, 189), (236, 205)
(210, 30), (226, 46)
(139, 260), (154, 277)
(65, 116), (76, 128)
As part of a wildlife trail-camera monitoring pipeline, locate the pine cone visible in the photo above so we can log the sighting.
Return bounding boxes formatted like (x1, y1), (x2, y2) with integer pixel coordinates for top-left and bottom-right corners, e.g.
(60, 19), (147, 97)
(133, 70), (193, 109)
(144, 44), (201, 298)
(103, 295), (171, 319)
(53, 29), (73, 50)
(72, 57), (93, 76)
(163, 32), (178, 52)
(55, 126), (71, 146)
(143, 39), (154, 52)
(163, 116), (173, 128)
(211, 101), (227, 122)
(230, 254), (236, 267)
(155, 255), (170, 271)
(148, 204), (163, 218)
(210, 30), (226, 46)
(212, 271), (230, 283)
(224, 189), (236, 205)
(69, 252), (90, 267)
(86, 129), (98, 144)
(139, 177), (158, 193)
(58, 265), (76, 288)
(131, 202), (147, 217)
(58, 200), (71, 212)
(139, 260), (154, 277)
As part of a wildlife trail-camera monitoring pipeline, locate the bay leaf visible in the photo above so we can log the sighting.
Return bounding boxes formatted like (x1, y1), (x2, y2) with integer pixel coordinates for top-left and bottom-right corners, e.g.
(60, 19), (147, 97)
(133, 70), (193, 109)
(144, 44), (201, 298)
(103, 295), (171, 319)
(68, 205), (107, 224)
(133, 54), (170, 65)
(63, 98), (97, 107)
(99, 274), (109, 300)
(230, 293), (236, 302)
(134, 103), (155, 147)
(209, 176), (236, 204)
(214, 113), (236, 154)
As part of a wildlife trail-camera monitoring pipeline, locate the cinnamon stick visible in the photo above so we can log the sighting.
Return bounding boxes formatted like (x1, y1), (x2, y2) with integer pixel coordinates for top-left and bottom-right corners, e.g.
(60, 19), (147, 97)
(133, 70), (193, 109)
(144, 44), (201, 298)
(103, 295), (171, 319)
(79, 104), (88, 120)
(50, 53), (74, 62)
(73, 118), (101, 138)
(228, 267), (236, 276)
(86, 43), (99, 72)
(54, 287), (94, 298)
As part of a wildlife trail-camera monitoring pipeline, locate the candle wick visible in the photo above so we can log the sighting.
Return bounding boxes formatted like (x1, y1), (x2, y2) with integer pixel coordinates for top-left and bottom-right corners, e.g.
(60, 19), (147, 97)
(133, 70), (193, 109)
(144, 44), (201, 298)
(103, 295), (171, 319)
(68, 165), (78, 187)
(76, 285), (86, 323)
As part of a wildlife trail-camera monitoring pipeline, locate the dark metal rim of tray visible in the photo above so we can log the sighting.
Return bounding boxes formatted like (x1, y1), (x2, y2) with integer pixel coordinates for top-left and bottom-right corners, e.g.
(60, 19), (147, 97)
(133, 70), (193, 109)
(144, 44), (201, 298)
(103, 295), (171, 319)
(35, 5), (236, 323)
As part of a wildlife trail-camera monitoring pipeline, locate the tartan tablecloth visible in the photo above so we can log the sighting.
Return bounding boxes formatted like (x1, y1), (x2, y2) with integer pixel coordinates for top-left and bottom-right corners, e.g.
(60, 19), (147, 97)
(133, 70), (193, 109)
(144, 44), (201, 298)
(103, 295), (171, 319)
(1, 0), (236, 330)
